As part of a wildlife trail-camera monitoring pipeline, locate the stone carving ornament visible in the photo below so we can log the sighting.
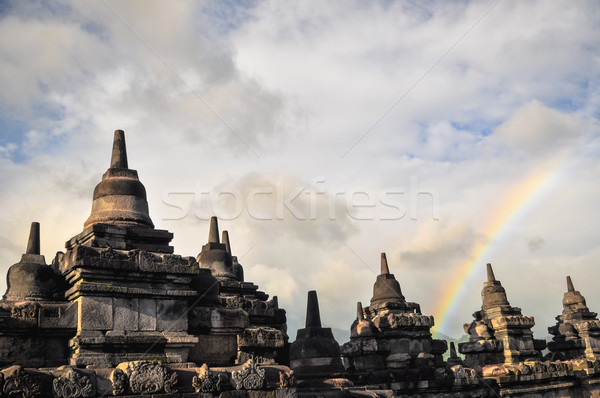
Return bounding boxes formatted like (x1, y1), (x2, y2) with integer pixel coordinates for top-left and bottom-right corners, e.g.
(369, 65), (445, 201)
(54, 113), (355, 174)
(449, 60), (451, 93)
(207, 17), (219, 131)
(450, 365), (477, 381)
(192, 364), (229, 393)
(10, 303), (38, 319)
(100, 246), (122, 259)
(52, 367), (94, 398)
(111, 361), (178, 395)
(110, 369), (127, 396)
(231, 358), (265, 390)
(225, 296), (245, 309)
(2, 365), (43, 398)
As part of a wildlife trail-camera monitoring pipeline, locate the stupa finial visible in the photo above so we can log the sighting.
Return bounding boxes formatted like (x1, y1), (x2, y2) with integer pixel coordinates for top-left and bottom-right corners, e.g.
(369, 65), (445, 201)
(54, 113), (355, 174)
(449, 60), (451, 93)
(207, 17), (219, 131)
(306, 290), (322, 328)
(567, 275), (575, 292)
(208, 217), (220, 244)
(357, 302), (365, 321)
(222, 230), (231, 254)
(487, 263), (496, 282)
(110, 130), (128, 169)
(381, 252), (390, 275)
(25, 222), (40, 255)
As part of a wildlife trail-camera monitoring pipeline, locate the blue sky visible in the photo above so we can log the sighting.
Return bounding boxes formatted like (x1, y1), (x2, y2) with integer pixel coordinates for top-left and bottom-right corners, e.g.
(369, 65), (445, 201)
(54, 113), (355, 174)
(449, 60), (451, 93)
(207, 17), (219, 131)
(0, 0), (599, 342)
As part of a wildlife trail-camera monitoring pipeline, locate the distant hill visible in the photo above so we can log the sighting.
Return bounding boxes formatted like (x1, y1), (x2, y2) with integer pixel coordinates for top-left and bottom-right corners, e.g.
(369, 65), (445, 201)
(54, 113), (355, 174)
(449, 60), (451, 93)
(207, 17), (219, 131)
(432, 331), (469, 360)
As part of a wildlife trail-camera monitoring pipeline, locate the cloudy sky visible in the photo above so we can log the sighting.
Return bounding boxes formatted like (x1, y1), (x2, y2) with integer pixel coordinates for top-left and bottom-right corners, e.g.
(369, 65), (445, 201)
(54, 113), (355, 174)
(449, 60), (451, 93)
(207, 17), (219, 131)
(1, 0), (599, 343)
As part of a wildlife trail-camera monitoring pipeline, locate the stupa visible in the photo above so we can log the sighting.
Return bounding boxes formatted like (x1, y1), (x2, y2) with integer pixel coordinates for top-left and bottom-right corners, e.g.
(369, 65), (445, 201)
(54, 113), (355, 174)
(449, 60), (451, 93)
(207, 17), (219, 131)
(341, 253), (450, 390)
(459, 263), (545, 370)
(547, 276), (600, 361)
(290, 290), (349, 388)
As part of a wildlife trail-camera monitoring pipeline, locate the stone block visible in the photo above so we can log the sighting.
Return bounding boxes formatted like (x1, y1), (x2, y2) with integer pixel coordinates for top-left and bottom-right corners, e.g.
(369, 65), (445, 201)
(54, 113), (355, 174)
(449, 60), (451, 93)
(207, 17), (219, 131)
(386, 353), (411, 368)
(409, 339), (423, 354)
(139, 298), (157, 331)
(45, 338), (68, 366)
(157, 299), (188, 331)
(390, 338), (410, 353)
(353, 354), (386, 371)
(431, 339), (448, 354)
(189, 307), (212, 331)
(189, 334), (238, 366)
(421, 339), (432, 352)
(78, 296), (113, 330)
(38, 302), (77, 329)
(113, 297), (139, 331)
(361, 338), (378, 353)
(211, 308), (249, 330)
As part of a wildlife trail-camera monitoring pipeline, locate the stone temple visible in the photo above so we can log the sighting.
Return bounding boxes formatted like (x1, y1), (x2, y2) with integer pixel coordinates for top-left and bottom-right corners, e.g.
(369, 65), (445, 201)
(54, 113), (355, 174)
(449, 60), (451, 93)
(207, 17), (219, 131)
(1, 130), (600, 397)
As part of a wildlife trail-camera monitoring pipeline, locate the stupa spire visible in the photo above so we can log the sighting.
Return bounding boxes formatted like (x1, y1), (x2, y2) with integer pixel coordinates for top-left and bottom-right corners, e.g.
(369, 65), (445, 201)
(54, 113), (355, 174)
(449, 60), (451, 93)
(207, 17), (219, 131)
(110, 130), (128, 169)
(357, 302), (365, 321)
(381, 252), (390, 275)
(306, 290), (322, 328)
(487, 263), (496, 282)
(567, 276), (575, 292)
(222, 230), (231, 254)
(208, 217), (220, 244)
(26, 222), (40, 255)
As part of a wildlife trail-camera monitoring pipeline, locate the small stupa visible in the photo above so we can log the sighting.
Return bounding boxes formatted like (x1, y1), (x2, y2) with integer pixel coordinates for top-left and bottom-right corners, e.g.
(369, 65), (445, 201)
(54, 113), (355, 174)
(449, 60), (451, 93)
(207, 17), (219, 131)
(290, 290), (348, 386)
(196, 217), (288, 365)
(459, 263), (545, 370)
(547, 276), (600, 360)
(4, 222), (59, 301)
(197, 217), (235, 280)
(341, 253), (448, 389)
(0, 222), (74, 368)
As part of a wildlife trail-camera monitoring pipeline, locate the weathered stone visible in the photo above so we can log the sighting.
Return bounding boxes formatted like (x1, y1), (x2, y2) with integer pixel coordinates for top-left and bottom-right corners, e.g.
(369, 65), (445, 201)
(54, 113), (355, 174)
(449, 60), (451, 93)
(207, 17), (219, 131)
(113, 360), (178, 394)
(192, 364), (229, 393)
(77, 296), (113, 330)
(52, 367), (95, 398)
(231, 359), (266, 390)
(138, 298), (157, 331)
(156, 299), (188, 331)
(113, 297), (139, 331)
(1, 365), (44, 398)
(210, 307), (249, 330)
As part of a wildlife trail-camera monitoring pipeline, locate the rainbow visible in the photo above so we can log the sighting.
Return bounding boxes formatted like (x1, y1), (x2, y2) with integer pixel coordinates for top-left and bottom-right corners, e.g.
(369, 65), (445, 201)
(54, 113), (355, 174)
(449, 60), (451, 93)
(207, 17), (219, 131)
(432, 153), (570, 336)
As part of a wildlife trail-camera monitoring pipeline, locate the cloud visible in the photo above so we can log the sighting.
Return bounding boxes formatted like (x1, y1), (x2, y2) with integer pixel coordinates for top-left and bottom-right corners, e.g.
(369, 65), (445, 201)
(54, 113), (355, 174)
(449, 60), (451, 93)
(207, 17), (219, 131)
(244, 263), (298, 301)
(492, 100), (592, 156)
(391, 219), (485, 268)
(527, 235), (545, 252)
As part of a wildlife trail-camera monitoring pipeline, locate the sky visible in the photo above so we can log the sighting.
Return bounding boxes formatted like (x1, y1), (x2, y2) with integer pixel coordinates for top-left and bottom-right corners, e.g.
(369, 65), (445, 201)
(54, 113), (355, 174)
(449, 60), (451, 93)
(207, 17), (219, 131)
(0, 0), (599, 344)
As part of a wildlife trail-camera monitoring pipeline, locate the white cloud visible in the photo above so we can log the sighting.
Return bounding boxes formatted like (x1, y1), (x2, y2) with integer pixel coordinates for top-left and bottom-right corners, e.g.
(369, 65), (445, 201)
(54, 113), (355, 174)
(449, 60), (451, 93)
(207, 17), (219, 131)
(492, 100), (591, 156)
